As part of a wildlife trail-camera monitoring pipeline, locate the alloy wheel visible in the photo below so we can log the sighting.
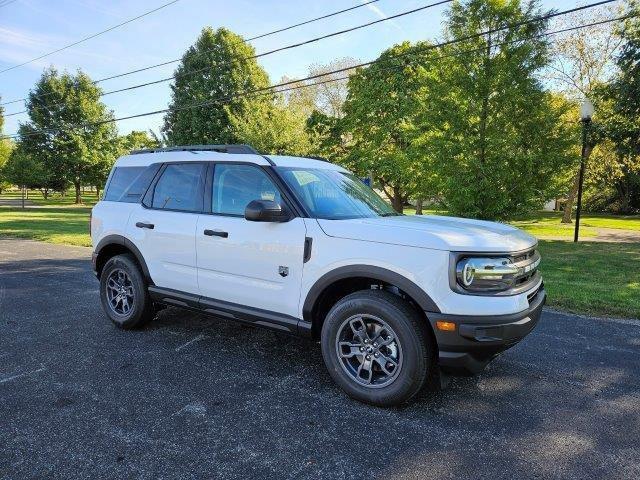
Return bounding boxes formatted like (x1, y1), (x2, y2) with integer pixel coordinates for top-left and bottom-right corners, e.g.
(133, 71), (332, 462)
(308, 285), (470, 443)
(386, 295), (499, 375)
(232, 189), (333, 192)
(105, 268), (135, 316)
(335, 314), (403, 388)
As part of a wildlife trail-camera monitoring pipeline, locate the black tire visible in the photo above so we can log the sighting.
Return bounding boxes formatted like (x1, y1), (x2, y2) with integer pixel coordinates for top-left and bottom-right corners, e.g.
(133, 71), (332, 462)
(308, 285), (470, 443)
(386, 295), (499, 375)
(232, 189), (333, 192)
(321, 290), (435, 407)
(99, 253), (155, 330)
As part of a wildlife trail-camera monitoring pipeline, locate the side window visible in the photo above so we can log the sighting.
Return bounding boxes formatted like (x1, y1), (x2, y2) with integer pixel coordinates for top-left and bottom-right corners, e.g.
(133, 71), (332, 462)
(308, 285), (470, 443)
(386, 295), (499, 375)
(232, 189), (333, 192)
(104, 167), (144, 202)
(151, 163), (206, 212)
(212, 164), (282, 216)
(104, 164), (162, 203)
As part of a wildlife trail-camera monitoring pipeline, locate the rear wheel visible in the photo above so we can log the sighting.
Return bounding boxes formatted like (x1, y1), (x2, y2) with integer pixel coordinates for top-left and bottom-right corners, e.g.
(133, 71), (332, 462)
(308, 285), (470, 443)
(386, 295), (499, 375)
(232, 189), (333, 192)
(321, 290), (435, 406)
(100, 254), (155, 329)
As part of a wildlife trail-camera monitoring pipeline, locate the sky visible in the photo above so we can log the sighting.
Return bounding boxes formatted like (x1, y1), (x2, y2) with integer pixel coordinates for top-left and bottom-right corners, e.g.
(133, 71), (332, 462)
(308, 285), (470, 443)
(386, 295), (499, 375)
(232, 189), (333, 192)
(0, 0), (597, 138)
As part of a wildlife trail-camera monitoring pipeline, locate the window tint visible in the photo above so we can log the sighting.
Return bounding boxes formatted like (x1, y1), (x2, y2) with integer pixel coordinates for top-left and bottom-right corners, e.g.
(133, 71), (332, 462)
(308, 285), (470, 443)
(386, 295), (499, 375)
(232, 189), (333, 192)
(212, 164), (281, 216)
(151, 163), (206, 212)
(104, 165), (162, 203)
(104, 167), (144, 202)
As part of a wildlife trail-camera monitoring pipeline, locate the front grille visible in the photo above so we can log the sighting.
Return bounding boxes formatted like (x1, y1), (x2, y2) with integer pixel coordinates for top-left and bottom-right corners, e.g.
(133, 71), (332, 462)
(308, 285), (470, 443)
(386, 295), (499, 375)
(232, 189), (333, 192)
(512, 248), (540, 279)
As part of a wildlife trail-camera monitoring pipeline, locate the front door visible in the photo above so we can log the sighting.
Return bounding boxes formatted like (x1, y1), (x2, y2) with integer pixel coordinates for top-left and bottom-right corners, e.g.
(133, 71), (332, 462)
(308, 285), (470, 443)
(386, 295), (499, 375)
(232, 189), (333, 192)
(127, 162), (207, 295)
(196, 163), (307, 318)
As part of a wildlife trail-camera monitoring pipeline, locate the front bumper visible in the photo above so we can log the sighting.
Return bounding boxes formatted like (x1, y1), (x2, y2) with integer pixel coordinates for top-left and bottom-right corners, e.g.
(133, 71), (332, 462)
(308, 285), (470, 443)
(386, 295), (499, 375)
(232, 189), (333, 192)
(426, 286), (546, 375)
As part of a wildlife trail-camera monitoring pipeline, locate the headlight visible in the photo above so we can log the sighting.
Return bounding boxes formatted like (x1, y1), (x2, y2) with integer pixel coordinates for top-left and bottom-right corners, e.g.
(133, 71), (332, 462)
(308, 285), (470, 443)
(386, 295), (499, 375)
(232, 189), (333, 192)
(455, 257), (521, 292)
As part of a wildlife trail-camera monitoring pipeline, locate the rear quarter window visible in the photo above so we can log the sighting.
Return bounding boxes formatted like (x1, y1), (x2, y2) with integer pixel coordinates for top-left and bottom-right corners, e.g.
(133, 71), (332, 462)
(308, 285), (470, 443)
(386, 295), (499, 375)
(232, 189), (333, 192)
(104, 164), (161, 203)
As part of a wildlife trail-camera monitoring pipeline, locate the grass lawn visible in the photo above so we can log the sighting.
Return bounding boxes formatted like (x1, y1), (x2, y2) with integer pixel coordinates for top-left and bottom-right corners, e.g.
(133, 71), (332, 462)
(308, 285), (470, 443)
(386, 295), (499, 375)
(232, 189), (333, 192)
(0, 190), (97, 247)
(510, 211), (640, 238)
(0, 190), (638, 318)
(0, 206), (93, 246)
(538, 241), (640, 319)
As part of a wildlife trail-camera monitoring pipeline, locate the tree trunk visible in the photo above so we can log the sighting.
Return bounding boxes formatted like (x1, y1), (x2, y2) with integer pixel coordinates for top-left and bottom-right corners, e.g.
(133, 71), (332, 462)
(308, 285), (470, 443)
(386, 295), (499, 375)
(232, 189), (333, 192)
(391, 186), (404, 214)
(96, 186), (101, 199)
(415, 198), (424, 215)
(21, 186), (25, 209)
(74, 182), (82, 204)
(561, 145), (593, 224)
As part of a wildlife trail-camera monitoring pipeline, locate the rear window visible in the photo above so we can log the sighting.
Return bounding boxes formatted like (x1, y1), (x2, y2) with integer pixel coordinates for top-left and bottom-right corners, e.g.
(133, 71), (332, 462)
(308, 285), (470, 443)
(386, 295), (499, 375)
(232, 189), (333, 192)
(104, 165), (160, 203)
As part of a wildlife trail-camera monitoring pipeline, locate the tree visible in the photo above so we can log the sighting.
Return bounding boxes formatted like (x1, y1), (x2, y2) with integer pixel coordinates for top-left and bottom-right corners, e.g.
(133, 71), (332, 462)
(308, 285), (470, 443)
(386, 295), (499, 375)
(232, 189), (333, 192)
(546, 2), (624, 222)
(418, 0), (574, 219)
(600, 2), (640, 212)
(228, 93), (311, 155)
(0, 100), (14, 193)
(3, 149), (46, 207)
(162, 27), (272, 146)
(340, 42), (439, 213)
(18, 68), (117, 203)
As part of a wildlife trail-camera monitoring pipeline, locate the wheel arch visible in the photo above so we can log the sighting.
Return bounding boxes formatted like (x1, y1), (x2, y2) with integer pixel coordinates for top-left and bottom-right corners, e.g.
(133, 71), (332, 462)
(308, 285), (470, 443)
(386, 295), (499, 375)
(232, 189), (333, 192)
(302, 265), (440, 339)
(94, 235), (153, 284)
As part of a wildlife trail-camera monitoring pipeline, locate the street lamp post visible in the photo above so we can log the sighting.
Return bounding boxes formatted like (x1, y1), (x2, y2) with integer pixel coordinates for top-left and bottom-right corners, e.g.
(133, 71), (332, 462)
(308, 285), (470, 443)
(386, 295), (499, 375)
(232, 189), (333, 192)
(574, 99), (594, 243)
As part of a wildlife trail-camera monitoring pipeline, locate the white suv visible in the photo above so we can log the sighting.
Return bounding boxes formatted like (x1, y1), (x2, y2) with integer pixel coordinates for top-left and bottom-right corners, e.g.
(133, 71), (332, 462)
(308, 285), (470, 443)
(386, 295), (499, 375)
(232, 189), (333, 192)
(91, 144), (545, 406)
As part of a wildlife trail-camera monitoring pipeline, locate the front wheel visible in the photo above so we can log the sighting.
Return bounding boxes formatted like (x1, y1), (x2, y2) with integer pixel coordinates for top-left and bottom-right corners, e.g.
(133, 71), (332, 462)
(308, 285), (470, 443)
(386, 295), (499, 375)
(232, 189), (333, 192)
(321, 290), (435, 407)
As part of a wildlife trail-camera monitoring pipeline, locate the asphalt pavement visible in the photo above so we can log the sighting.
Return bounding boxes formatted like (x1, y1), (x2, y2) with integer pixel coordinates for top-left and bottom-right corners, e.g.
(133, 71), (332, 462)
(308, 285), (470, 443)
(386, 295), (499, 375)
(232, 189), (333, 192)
(1, 238), (639, 480)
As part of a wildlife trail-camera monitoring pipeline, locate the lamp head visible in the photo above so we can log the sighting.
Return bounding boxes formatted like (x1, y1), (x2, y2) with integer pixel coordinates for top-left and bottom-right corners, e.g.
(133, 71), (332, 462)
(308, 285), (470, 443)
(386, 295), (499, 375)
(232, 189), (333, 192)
(580, 99), (595, 122)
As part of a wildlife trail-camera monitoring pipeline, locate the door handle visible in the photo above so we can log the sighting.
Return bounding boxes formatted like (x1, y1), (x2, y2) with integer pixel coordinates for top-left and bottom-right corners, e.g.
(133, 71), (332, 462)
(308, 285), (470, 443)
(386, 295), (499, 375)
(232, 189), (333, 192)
(204, 229), (228, 238)
(136, 222), (154, 229)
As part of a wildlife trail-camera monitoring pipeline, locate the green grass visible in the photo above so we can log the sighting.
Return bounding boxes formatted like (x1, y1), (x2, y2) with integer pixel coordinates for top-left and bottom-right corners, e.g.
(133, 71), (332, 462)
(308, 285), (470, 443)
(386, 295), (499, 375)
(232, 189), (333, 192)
(510, 211), (640, 238)
(0, 206), (92, 246)
(538, 240), (640, 318)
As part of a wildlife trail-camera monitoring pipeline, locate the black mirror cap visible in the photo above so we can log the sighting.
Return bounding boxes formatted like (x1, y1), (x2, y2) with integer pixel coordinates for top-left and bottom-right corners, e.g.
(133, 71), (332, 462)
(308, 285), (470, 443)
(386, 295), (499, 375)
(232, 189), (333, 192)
(244, 199), (291, 222)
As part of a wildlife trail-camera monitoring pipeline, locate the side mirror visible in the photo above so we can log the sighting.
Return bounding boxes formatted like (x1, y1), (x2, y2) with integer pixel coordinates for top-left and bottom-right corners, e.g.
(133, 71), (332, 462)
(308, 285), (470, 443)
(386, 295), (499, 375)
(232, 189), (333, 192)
(244, 199), (291, 222)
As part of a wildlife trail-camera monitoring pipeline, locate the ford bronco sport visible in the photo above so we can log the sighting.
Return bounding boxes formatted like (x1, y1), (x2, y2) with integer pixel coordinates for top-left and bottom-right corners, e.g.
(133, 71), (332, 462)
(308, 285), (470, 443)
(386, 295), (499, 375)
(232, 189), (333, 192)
(91, 144), (545, 406)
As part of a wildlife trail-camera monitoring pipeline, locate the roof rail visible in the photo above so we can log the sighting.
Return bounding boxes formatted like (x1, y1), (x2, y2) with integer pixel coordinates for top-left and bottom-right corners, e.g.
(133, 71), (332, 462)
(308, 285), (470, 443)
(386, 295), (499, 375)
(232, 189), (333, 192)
(305, 155), (330, 162)
(130, 144), (258, 155)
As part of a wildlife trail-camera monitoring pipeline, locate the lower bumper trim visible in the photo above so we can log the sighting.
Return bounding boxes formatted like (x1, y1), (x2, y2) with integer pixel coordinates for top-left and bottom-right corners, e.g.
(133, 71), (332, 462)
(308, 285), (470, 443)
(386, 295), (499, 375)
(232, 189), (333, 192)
(427, 288), (546, 375)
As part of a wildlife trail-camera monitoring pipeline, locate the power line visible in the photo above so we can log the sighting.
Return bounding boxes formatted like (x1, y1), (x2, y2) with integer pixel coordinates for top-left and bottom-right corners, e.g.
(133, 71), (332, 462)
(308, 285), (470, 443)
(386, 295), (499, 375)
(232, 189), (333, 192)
(0, 0), (386, 105)
(0, 0), (183, 75)
(4, 0), (616, 117)
(2, 1), (626, 140)
(2, 0), (451, 111)
(0, 0), (20, 9)
(92, 0), (388, 83)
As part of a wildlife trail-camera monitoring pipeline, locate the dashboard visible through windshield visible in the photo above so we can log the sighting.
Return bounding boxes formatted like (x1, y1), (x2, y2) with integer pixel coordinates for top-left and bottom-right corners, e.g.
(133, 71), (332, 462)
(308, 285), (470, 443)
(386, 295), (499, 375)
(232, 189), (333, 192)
(276, 167), (400, 219)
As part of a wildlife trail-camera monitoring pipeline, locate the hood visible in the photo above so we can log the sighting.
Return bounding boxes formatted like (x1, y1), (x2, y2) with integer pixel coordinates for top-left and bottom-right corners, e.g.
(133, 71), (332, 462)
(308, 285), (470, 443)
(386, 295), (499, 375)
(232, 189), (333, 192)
(317, 214), (537, 252)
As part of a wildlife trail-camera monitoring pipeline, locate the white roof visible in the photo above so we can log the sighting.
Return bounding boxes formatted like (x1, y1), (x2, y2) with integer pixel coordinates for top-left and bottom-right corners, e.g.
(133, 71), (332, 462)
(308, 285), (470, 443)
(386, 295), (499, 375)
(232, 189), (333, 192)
(115, 150), (270, 167)
(115, 150), (349, 172)
(265, 155), (348, 171)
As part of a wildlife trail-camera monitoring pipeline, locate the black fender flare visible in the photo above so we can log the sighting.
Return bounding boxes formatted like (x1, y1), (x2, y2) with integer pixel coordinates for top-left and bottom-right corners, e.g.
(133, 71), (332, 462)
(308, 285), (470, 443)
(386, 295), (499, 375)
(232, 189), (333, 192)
(94, 235), (153, 284)
(302, 265), (441, 323)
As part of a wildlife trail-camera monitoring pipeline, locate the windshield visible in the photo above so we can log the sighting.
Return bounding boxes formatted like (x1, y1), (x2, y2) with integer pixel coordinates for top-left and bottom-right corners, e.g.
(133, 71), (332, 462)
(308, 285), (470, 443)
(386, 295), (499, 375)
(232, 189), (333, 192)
(276, 167), (399, 219)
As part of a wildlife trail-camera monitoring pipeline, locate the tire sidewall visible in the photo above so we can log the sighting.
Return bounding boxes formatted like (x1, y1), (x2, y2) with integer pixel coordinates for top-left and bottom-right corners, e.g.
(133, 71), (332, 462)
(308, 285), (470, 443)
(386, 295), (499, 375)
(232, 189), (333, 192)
(321, 292), (430, 406)
(99, 255), (149, 329)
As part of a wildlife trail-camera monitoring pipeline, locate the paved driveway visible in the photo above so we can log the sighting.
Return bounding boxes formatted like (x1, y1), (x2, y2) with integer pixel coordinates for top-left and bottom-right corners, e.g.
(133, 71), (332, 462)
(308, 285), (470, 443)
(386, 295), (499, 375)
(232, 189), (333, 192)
(0, 238), (639, 479)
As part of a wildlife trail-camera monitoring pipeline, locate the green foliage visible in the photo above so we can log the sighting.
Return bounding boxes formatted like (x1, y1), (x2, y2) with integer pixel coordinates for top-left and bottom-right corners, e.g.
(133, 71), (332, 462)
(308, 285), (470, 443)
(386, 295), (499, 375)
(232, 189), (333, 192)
(599, 3), (640, 212)
(117, 130), (160, 154)
(3, 148), (46, 189)
(0, 99), (13, 192)
(340, 42), (439, 212)
(306, 110), (344, 160)
(17, 68), (117, 202)
(162, 27), (272, 145)
(0, 139), (13, 193)
(229, 93), (311, 156)
(418, 0), (574, 219)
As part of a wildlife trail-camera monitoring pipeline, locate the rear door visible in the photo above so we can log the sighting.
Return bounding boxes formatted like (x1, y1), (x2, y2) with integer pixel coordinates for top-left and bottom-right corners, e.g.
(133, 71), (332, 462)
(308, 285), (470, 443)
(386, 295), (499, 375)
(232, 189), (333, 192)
(196, 163), (307, 318)
(127, 162), (207, 295)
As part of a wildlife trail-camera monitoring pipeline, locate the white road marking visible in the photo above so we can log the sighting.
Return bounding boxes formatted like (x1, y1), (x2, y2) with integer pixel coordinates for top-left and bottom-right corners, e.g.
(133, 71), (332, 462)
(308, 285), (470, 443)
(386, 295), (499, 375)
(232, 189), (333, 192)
(0, 365), (46, 384)
(175, 334), (207, 352)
